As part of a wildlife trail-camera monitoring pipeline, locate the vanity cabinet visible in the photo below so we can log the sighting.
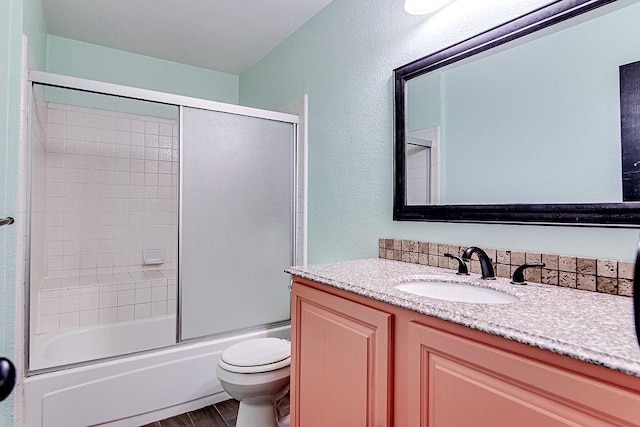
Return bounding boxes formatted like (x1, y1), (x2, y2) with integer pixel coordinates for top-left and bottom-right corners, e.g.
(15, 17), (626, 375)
(290, 281), (393, 427)
(291, 277), (640, 427)
(408, 322), (640, 426)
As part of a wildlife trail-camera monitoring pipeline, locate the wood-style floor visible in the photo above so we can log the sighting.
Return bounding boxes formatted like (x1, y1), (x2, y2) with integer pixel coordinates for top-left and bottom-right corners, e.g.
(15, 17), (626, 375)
(141, 399), (239, 427)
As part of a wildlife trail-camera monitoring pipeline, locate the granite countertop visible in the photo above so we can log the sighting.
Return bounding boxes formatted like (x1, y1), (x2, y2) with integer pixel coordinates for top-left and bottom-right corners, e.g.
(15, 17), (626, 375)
(286, 258), (640, 377)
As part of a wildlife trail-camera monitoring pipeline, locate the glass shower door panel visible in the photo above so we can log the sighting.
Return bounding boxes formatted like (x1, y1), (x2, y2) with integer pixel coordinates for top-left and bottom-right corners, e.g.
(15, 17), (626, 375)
(28, 84), (179, 371)
(181, 107), (294, 340)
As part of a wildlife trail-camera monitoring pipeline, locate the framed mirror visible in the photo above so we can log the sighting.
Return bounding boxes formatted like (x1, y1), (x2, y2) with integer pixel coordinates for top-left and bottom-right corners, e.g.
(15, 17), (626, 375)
(394, 0), (640, 225)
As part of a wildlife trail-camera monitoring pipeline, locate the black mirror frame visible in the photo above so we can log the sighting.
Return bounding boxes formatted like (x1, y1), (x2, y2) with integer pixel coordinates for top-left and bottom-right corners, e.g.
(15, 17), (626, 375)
(393, 0), (640, 226)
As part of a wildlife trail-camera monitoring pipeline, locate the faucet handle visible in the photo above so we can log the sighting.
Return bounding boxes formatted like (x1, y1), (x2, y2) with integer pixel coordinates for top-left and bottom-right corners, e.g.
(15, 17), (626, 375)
(444, 253), (470, 275)
(511, 263), (545, 285)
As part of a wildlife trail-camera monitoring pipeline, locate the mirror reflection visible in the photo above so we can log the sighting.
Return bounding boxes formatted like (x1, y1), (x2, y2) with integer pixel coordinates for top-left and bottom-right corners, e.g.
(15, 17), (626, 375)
(404, 0), (640, 206)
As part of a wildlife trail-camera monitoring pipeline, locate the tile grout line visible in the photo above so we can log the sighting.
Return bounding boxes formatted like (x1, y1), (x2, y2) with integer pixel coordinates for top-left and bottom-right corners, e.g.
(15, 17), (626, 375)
(185, 412), (196, 426)
(213, 403), (231, 427)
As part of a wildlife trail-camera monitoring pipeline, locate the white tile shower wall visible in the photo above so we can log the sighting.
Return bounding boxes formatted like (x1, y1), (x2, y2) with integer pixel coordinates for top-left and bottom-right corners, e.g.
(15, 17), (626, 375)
(31, 95), (49, 339)
(406, 145), (428, 205)
(37, 102), (178, 333)
(15, 41), (30, 425)
(31, 96), (48, 291)
(38, 269), (177, 333)
(44, 103), (178, 280)
(279, 95), (308, 266)
(296, 105), (307, 266)
(406, 126), (439, 205)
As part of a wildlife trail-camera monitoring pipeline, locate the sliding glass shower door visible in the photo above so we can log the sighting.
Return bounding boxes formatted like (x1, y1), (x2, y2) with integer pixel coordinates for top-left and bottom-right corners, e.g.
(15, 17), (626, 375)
(28, 83), (180, 371)
(27, 71), (298, 371)
(180, 107), (295, 340)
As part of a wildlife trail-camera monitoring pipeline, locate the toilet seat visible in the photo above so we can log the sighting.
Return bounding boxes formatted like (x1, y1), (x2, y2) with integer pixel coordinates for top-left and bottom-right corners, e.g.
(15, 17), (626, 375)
(219, 338), (291, 374)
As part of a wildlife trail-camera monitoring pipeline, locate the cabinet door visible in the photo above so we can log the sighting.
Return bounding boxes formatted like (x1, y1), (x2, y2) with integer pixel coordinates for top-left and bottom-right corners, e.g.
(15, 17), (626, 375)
(407, 321), (640, 426)
(291, 282), (392, 427)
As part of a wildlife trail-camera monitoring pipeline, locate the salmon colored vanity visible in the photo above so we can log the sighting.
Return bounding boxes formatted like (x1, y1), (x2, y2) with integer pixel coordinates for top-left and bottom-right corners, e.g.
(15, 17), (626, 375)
(290, 276), (640, 426)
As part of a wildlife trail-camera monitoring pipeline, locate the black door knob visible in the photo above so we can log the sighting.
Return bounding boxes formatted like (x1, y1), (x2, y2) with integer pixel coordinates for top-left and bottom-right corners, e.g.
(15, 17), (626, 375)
(0, 357), (16, 402)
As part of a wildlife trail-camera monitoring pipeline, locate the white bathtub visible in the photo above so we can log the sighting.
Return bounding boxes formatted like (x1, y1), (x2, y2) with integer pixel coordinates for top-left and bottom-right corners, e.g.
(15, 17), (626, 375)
(24, 317), (291, 427)
(30, 316), (177, 370)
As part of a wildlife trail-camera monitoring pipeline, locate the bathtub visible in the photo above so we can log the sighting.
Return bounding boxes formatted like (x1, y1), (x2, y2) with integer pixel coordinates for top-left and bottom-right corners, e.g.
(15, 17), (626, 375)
(30, 315), (177, 370)
(24, 318), (291, 427)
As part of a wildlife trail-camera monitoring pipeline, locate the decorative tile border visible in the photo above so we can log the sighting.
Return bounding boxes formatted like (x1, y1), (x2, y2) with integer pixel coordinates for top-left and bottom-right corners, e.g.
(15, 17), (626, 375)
(378, 238), (633, 297)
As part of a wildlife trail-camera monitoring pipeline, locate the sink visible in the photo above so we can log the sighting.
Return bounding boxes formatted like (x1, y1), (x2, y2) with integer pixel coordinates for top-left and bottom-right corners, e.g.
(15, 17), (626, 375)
(394, 281), (518, 304)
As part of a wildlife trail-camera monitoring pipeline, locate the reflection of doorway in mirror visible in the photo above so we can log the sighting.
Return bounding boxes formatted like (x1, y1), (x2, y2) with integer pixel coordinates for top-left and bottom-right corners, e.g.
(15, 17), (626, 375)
(406, 126), (440, 205)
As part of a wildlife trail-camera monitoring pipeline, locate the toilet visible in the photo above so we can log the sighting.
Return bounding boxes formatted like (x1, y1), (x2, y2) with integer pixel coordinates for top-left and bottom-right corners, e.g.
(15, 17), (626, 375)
(217, 338), (291, 427)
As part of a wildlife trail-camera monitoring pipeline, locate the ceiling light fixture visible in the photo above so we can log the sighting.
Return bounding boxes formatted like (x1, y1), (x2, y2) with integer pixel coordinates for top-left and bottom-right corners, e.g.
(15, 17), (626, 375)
(404, 0), (454, 15)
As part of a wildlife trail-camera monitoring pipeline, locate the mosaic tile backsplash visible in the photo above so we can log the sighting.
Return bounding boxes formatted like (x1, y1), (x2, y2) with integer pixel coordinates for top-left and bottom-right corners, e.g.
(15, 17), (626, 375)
(379, 238), (633, 297)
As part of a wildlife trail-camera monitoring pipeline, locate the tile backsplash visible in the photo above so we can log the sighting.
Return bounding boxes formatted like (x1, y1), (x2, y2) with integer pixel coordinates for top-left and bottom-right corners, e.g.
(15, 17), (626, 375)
(379, 238), (633, 297)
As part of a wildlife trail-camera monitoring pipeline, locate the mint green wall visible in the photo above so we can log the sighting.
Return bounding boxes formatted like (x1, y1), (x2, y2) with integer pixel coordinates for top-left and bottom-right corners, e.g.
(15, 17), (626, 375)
(0, 3), (22, 426)
(2, 0), (47, 423)
(240, 0), (639, 263)
(47, 35), (239, 104)
(23, 0), (47, 70)
(407, 72), (440, 132)
(440, 2), (639, 204)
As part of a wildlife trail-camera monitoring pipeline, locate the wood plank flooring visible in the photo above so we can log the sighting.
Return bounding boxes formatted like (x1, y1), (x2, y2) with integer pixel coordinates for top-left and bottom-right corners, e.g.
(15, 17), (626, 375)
(141, 399), (238, 427)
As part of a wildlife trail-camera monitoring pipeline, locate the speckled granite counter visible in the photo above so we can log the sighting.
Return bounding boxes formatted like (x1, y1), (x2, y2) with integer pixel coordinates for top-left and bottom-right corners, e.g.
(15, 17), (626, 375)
(286, 258), (640, 377)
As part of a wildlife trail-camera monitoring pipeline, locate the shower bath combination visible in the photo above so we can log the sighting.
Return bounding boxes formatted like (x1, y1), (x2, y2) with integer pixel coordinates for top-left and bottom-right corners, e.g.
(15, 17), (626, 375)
(23, 71), (301, 427)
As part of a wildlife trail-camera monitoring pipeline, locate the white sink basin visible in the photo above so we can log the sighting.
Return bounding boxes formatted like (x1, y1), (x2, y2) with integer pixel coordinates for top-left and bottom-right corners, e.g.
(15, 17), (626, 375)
(395, 281), (518, 304)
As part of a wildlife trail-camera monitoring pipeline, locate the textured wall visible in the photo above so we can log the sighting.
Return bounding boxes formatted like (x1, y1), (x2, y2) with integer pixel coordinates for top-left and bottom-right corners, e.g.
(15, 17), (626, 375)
(2, 0), (49, 424)
(0, 3), (22, 426)
(47, 35), (240, 104)
(240, 0), (640, 264)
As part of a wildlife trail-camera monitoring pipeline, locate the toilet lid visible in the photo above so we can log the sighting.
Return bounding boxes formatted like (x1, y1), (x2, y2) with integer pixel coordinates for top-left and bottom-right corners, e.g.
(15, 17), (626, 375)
(220, 338), (291, 368)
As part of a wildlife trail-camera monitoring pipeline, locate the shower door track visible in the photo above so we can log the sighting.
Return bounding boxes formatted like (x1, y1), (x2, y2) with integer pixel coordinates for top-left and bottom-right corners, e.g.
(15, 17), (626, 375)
(28, 71), (298, 124)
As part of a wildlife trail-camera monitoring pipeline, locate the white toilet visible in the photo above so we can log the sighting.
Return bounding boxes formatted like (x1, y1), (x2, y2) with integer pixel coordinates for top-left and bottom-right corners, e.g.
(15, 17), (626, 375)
(217, 337), (291, 427)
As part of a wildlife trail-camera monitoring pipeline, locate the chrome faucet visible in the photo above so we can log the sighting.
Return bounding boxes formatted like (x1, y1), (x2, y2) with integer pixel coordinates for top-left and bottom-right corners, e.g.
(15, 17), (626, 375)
(461, 247), (496, 280)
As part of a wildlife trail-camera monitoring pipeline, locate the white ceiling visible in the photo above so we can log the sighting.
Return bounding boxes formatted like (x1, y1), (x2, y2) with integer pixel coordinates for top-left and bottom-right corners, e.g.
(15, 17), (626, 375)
(42, 0), (333, 75)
